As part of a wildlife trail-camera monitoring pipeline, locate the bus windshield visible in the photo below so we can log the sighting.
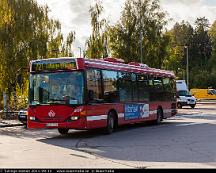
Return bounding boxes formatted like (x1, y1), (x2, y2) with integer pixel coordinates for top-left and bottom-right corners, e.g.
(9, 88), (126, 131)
(29, 71), (84, 105)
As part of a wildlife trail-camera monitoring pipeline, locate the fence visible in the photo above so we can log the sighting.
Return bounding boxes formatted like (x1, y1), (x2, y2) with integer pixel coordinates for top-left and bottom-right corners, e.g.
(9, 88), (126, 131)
(0, 110), (19, 120)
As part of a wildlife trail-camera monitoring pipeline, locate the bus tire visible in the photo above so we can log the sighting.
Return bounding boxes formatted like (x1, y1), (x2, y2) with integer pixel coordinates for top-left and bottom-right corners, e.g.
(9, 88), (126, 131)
(155, 108), (163, 125)
(104, 112), (115, 134)
(58, 128), (69, 135)
(190, 105), (195, 109)
(177, 102), (182, 109)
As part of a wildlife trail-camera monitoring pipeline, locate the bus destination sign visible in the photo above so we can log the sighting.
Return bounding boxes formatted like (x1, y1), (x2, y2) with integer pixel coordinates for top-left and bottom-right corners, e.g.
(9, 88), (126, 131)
(31, 59), (77, 72)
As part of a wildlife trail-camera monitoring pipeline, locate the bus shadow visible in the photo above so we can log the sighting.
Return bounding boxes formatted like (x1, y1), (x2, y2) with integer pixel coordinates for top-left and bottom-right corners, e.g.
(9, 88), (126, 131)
(38, 120), (216, 164)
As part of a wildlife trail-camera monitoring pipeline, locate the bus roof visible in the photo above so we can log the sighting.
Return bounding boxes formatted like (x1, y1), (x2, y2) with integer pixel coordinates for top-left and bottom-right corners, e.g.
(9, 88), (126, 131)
(30, 57), (175, 78)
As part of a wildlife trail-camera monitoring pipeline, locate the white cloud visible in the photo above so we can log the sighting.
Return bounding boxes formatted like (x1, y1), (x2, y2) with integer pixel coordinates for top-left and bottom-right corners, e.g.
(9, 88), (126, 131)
(36, 0), (125, 57)
(36, 0), (216, 57)
(162, 0), (201, 5)
(161, 0), (216, 28)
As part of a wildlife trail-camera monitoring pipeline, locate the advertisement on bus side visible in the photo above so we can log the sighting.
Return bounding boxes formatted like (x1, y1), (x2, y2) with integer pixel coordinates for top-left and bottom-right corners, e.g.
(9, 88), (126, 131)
(124, 104), (149, 120)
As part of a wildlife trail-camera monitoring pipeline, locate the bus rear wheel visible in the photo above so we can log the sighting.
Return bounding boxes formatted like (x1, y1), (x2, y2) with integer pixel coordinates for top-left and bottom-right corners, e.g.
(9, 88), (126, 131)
(155, 108), (163, 125)
(58, 128), (69, 135)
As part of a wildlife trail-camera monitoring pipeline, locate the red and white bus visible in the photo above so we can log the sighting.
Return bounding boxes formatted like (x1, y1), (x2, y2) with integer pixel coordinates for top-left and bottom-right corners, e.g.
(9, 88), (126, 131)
(28, 57), (177, 134)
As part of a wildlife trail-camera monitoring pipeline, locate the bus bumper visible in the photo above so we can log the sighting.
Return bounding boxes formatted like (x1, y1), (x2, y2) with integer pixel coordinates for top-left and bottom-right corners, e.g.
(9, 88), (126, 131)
(27, 117), (88, 130)
(27, 116), (107, 130)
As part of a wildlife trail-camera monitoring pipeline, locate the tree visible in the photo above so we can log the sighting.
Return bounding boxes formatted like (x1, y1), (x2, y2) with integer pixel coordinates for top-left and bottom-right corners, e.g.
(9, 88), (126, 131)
(107, 0), (168, 68)
(208, 20), (216, 72)
(0, 0), (75, 110)
(62, 31), (76, 57)
(162, 21), (193, 78)
(85, 1), (107, 59)
(192, 17), (211, 70)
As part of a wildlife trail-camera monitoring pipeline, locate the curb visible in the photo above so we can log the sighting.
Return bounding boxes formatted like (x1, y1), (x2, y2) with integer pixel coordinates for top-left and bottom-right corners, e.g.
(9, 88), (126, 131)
(0, 122), (24, 128)
(0, 124), (24, 128)
(197, 102), (216, 104)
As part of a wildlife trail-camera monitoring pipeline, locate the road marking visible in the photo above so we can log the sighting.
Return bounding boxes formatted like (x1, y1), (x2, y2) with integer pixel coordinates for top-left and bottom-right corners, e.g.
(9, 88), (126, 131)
(176, 122), (207, 126)
(177, 114), (210, 118)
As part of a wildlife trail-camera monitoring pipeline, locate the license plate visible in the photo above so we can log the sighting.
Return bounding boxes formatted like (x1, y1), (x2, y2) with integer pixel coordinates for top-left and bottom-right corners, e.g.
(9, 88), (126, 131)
(46, 123), (58, 127)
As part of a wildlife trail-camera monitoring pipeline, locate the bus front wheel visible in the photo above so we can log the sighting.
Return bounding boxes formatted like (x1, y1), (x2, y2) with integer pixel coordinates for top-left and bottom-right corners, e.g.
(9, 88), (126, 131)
(177, 102), (182, 109)
(58, 128), (69, 135)
(104, 112), (115, 134)
(190, 105), (196, 109)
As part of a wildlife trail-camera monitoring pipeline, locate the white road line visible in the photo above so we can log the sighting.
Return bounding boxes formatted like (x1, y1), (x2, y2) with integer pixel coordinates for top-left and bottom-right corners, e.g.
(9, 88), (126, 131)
(176, 122), (207, 127)
(179, 114), (210, 118)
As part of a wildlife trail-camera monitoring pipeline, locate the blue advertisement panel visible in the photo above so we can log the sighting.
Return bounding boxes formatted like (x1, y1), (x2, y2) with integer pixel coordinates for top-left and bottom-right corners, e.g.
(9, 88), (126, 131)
(124, 104), (149, 120)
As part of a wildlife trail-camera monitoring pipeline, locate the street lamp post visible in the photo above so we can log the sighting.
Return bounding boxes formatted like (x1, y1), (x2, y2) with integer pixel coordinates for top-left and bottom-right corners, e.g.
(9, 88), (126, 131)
(140, 8), (143, 64)
(184, 46), (189, 89)
(78, 47), (82, 58)
(140, 30), (143, 64)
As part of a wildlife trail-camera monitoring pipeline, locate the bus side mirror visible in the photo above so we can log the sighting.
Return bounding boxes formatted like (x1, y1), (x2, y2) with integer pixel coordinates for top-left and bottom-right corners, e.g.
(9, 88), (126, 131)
(88, 90), (94, 101)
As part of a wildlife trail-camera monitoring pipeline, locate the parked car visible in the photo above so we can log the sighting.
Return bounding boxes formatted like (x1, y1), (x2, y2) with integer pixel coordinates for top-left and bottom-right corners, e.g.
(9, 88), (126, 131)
(18, 109), (27, 125)
(176, 80), (196, 108)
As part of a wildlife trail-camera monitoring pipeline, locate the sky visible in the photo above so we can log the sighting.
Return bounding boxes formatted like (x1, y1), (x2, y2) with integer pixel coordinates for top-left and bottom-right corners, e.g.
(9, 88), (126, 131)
(36, 0), (216, 57)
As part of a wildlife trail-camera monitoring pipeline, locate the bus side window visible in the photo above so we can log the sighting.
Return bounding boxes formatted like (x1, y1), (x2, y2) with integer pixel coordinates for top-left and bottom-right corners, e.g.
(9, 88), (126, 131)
(163, 77), (172, 101)
(153, 77), (163, 91)
(102, 70), (119, 103)
(86, 69), (103, 102)
(153, 77), (164, 101)
(149, 75), (164, 101)
(137, 74), (149, 102)
(118, 72), (133, 102)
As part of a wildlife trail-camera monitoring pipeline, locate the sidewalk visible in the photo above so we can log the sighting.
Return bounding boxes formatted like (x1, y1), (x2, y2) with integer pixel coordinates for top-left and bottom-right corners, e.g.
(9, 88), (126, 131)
(0, 110), (24, 128)
(197, 100), (216, 104)
(0, 119), (23, 128)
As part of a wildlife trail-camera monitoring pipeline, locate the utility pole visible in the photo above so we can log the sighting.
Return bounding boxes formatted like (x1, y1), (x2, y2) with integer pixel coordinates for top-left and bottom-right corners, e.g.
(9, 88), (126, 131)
(185, 46), (189, 89)
(140, 30), (143, 64)
(140, 8), (143, 64)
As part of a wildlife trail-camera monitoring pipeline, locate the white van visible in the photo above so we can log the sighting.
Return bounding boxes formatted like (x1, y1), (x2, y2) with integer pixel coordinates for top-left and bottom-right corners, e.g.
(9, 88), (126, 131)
(176, 80), (196, 108)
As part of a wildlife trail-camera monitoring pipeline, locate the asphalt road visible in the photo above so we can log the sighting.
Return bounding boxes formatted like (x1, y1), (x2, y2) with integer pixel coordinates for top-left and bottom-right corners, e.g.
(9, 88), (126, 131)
(0, 103), (216, 168)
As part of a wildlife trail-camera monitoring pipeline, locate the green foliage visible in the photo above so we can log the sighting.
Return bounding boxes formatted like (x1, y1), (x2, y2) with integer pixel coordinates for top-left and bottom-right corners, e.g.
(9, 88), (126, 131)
(162, 21), (193, 74)
(85, 1), (108, 59)
(0, 0), (75, 109)
(1, 0), (216, 109)
(85, 0), (216, 89)
(191, 17), (211, 69)
(165, 18), (216, 89)
(191, 70), (216, 89)
(107, 0), (168, 67)
(208, 21), (216, 71)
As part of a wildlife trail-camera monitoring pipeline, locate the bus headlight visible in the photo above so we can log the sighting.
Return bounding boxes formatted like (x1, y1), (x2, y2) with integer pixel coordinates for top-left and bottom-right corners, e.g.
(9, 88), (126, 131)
(30, 116), (36, 121)
(71, 116), (79, 121)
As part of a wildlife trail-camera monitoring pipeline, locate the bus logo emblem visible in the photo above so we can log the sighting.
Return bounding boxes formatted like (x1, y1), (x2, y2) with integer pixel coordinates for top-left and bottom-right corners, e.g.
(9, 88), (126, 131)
(48, 110), (56, 118)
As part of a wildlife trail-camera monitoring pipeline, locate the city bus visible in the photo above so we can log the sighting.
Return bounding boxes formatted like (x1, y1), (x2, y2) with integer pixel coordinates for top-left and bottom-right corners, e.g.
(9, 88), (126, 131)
(28, 57), (177, 134)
